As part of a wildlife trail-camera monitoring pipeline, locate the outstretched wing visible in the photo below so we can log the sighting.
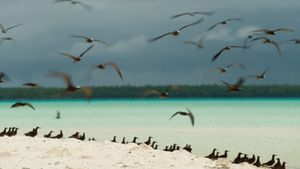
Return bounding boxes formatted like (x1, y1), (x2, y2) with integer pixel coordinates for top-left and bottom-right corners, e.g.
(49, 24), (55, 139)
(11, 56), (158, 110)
(0, 23), (5, 32)
(77, 2), (93, 10)
(262, 67), (269, 76)
(186, 108), (195, 126)
(235, 77), (246, 87)
(148, 32), (173, 42)
(70, 34), (89, 39)
(60, 53), (77, 60)
(143, 89), (161, 96)
(79, 45), (94, 57)
(6, 23), (23, 31)
(169, 112), (180, 120)
(170, 13), (190, 19)
(25, 103), (35, 110)
(94, 39), (111, 46)
(274, 28), (294, 32)
(222, 80), (231, 87)
(269, 40), (282, 56)
(212, 47), (227, 62)
(106, 62), (123, 80)
(178, 18), (204, 31)
(81, 87), (93, 102)
(49, 71), (74, 88)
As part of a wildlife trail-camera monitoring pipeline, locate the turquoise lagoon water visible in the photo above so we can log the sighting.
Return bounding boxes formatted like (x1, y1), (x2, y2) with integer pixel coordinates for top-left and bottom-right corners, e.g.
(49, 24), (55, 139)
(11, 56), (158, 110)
(0, 98), (299, 168)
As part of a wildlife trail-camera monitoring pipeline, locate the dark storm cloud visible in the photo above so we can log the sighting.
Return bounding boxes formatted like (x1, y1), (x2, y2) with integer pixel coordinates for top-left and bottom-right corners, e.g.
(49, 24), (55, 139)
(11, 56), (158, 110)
(0, 0), (300, 87)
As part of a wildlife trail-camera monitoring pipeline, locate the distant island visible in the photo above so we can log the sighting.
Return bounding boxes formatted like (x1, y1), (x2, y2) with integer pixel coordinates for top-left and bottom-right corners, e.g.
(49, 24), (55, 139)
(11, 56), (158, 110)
(1, 85), (300, 99)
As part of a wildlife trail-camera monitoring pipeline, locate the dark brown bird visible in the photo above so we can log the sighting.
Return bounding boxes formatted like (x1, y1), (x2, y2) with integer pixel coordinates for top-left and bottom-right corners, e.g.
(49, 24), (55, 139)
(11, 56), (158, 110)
(49, 71), (92, 100)
(121, 137), (126, 144)
(212, 45), (246, 62)
(71, 35), (110, 46)
(144, 136), (153, 145)
(24, 127), (40, 137)
(131, 137), (139, 143)
(148, 18), (204, 42)
(11, 102), (35, 110)
(233, 152), (243, 164)
(60, 45), (94, 63)
(94, 62), (123, 80)
(249, 67), (269, 80)
(251, 37), (282, 56)
(78, 132), (85, 141)
(205, 148), (218, 159)
(0, 128), (7, 137)
(44, 131), (54, 138)
(54, 0), (93, 10)
(280, 162), (286, 169)
(169, 108), (195, 126)
(111, 136), (117, 143)
(51, 130), (63, 139)
(69, 132), (80, 139)
(272, 158), (282, 169)
(262, 154), (277, 167)
(207, 18), (242, 31)
(6, 127), (14, 137)
(241, 154), (249, 163)
(11, 127), (19, 136)
(0, 23), (23, 34)
(252, 28), (294, 35)
(254, 156), (262, 167)
(144, 85), (179, 98)
(222, 77), (246, 92)
(22, 82), (40, 88)
(0, 72), (10, 83)
(247, 154), (256, 164)
(170, 11), (214, 19)
(218, 150), (229, 158)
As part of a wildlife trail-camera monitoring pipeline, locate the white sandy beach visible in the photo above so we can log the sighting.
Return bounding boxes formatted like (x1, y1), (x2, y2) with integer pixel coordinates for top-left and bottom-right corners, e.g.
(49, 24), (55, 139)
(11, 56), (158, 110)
(0, 136), (263, 169)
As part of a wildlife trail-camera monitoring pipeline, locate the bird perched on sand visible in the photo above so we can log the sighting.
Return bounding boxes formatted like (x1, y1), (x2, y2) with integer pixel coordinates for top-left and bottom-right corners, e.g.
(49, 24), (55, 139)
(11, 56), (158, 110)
(11, 102), (35, 110)
(0, 23), (23, 34)
(252, 28), (294, 35)
(251, 37), (282, 56)
(71, 35), (110, 46)
(222, 77), (246, 92)
(0, 72), (10, 83)
(212, 45), (247, 62)
(249, 67), (269, 80)
(262, 154), (277, 167)
(22, 82), (40, 88)
(49, 71), (92, 100)
(44, 131), (54, 138)
(51, 130), (63, 139)
(170, 11), (214, 19)
(148, 18), (204, 42)
(213, 64), (245, 74)
(205, 148), (218, 159)
(24, 127), (40, 137)
(92, 62), (123, 80)
(60, 45), (94, 63)
(207, 18), (242, 31)
(69, 132), (80, 139)
(218, 150), (229, 158)
(54, 0), (93, 10)
(169, 108), (195, 126)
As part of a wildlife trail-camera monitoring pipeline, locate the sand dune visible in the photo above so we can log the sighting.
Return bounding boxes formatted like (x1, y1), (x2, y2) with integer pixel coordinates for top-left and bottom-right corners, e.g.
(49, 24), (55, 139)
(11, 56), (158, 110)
(0, 136), (261, 169)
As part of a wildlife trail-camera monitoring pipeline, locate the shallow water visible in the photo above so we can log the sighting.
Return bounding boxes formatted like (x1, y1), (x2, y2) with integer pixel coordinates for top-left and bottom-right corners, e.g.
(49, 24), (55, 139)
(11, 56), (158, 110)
(0, 98), (299, 168)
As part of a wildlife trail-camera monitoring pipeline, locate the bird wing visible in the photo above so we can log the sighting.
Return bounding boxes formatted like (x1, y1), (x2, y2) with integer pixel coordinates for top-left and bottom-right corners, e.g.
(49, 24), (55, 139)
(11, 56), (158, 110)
(148, 32), (173, 42)
(81, 87), (93, 101)
(225, 18), (242, 22)
(274, 28), (294, 32)
(79, 45), (94, 57)
(212, 47), (227, 62)
(0, 23), (4, 32)
(70, 34), (89, 39)
(105, 62), (123, 80)
(226, 64), (233, 69)
(94, 39), (111, 46)
(10, 102), (20, 108)
(178, 18), (204, 31)
(25, 103), (35, 110)
(143, 89), (161, 96)
(77, 2), (93, 10)
(235, 77), (246, 87)
(252, 29), (270, 33)
(170, 13), (190, 19)
(54, 0), (71, 2)
(186, 108), (195, 126)
(60, 53), (77, 60)
(49, 71), (74, 88)
(262, 67), (269, 76)
(193, 11), (215, 16)
(222, 80), (231, 87)
(169, 112), (180, 120)
(251, 37), (267, 42)
(269, 40), (282, 56)
(6, 23), (23, 31)
(207, 22), (220, 31)
(182, 41), (197, 45)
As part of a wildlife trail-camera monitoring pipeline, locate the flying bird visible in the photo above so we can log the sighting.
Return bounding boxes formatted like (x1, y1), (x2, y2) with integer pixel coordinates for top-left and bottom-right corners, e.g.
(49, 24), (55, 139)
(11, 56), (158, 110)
(207, 18), (242, 31)
(54, 0), (93, 10)
(0, 72), (10, 83)
(249, 68), (269, 80)
(170, 11), (214, 19)
(251, 37), (282, 56)
(212, 45), (246, 62)
(214, 64), (245, 73)
(148, 18), (204, 42)
(93, 62), (123, 80)
(0, 37), (15, 45)
(182, 34), (207, 49)
(60, 45), (94, 63)
(282, 39), (300, 45)
(49, 71), (92, 100)
(252, 28), (294, 35)
(169, 108), (195, 126)
(222, 77), (246, 92)
(11, 102), (35, 110)
(71, 35), (110, 46)
(144, 85), (180, 98)
(0, 23), (23, 34)
(22, 82), (40, 88)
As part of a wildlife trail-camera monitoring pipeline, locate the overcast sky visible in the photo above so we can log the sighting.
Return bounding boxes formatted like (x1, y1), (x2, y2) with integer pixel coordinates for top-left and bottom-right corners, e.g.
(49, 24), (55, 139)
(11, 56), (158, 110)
(0, 0), (300, 87)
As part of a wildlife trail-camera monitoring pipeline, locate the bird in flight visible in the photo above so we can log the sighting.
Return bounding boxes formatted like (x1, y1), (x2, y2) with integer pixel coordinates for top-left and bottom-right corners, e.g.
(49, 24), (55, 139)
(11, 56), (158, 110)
(182, 35), (207, 49)
(148, 18), (204, 42)
(0, 23), (23, 34)
(144, 85), (180, 98)
(22, 82), (41, 88)
(49, 71), (92, 100)
(169, 108), (195, 127)
(282, 39), (300, 45)
(251, 37), (282, 56)
(60, 45), (94, 63)
(222, 77), (246, 92)
(0, 72), (10, 83)
(93, 62), (123, 80)
(71, 35), (110, 46)
(212, 45), (246, 62)
(214, 64), (245, 73)
(54, 0), (93, 10)
(207, 18), (242, 31)
(252, 28), (294, 35)
(249, 68), (269, 80)
(170, 11), (214, 19)
(11, 102), (35, 110)
(0, 37), (15, 46)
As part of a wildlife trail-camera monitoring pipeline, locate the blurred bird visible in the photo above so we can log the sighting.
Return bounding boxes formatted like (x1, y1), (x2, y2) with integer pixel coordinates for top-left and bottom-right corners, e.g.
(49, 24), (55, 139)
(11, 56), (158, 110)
(213, 64), (245, 73)
(0, 128), (7, 137)
(212, 45), (247, 62)
(11, 102), (35, 110)
(60, 45), (94, 63)
(251, 37), (282, 56)
(0, 72), (10, 83)
(51, 130), (63, 139)
(22, 82), (40, 88)
(222, 77), (246, 92)
(182, 35), (206, 49)
(0, 37), (15, 45)
(207, 18), (242, 31)
(249, 67), (269, 80)
(252, 28), (294, 35)
(170, 11), (214, 19)
(92, 62), (123, 80)
(54, 0), (93, 10)
(282, 39), (300, 45)
(169, 108), (195, 126)
(69, 132), (80, 139)
(71, 35), (110, 46)
(44, 131), (54, 138)
(0, 23), (23, 34)
(49, 71), (92, 100)
(55, 111), (61, 119)
(144, 85), (179, 98)
(148, 18), (204, 42)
